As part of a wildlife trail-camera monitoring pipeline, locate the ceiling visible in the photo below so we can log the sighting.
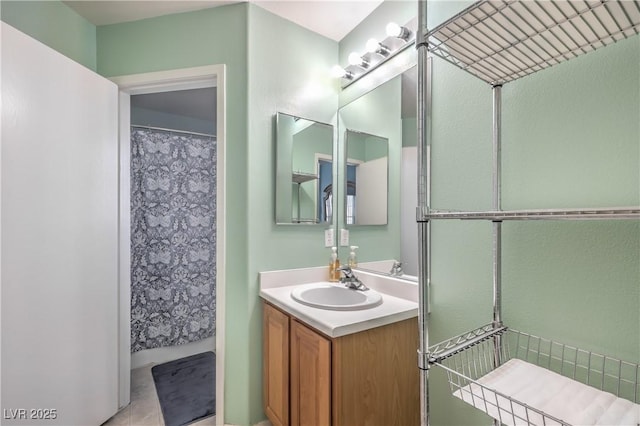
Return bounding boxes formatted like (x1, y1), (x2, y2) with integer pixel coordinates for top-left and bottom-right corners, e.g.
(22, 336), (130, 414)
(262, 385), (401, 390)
(131, 88), (216, 122)
(69, 1), (384, 123)
(64, 0), (384, 41)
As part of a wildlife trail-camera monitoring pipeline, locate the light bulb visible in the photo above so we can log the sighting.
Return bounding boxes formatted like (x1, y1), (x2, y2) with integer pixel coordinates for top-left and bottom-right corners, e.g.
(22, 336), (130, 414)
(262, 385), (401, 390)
(366, 38), (380, 53)
(330, 65), (353, 80)
(386, 22), (402, 37)
(348, 52), (369, 68)
(366, 38), (390, 56)
(331, 65), (346, 78)
(386, 22), (411, 41)
(348, 52), (362, 66)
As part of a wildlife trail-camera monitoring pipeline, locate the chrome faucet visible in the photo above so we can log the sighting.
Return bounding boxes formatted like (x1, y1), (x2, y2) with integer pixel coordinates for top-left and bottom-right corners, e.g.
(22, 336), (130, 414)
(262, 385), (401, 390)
(338, 266), (369, 291)
(389, 261), (404, 277)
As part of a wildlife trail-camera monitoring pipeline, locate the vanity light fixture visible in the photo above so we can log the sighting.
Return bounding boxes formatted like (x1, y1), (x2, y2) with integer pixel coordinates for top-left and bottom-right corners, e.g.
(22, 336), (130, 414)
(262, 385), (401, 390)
(348, 52), (370, 69)
(331, 17), (416, 89)
(330, 65), (354, 80)
(365, 38), (390, 56)
(386, 22), (412, 41)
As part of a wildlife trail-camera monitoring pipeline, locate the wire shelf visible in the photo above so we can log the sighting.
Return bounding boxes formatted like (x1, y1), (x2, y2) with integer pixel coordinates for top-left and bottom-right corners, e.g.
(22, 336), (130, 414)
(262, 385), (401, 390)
(426, 0), (640, 86)
(429, 323), (508, 362)
(423, 207), (640, 221)
(430, 325), (640, 425)
(292, 172), (318, 184)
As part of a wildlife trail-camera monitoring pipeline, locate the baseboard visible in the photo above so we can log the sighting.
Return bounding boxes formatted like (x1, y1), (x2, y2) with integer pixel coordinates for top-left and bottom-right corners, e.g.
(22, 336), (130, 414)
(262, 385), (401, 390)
(131, 336), (215, 369)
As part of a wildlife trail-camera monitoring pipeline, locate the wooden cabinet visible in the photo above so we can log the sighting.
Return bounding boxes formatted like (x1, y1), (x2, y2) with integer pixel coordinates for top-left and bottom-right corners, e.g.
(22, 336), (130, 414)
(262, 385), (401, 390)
(263, 301), (419, 426)
(291, 319), (331, 426)
(263, 302), (290, 426)
(332, 318), (419, 425)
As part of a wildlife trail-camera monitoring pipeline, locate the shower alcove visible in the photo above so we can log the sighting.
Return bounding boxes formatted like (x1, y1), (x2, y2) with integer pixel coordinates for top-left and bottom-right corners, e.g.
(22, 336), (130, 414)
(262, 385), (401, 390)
(111, 66), (226, 418)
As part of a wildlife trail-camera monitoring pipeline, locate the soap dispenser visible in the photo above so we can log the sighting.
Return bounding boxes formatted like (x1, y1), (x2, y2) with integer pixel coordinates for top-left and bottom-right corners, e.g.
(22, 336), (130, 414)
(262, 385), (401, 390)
(329, 247), (340, 282)
(348, 246), (359, 268)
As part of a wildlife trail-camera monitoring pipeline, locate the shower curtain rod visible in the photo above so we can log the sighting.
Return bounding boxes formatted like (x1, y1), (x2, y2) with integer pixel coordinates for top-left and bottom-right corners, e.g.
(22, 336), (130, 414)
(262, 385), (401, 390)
(131, 125), (216, 139)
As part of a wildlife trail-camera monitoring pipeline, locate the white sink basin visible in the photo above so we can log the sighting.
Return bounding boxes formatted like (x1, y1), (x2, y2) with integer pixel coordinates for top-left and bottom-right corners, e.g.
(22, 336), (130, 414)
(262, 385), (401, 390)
(291, 284), (383, 311)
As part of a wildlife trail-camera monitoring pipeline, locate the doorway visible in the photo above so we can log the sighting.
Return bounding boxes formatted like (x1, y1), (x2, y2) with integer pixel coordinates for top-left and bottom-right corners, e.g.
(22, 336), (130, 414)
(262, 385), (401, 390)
(110, 65), (226, 424)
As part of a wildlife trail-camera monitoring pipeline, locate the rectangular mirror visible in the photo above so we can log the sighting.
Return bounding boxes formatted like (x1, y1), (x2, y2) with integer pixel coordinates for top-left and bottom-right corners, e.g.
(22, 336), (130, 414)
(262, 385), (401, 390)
(338, 73), (401, 228)
(275, 112), (334, 225)
(344, 130), (389, 225)
(335, 63), (420, 277)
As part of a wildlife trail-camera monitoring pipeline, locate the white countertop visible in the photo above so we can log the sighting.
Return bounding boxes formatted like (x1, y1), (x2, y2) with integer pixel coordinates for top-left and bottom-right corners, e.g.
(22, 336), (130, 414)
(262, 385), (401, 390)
(259, 265), (418, 338)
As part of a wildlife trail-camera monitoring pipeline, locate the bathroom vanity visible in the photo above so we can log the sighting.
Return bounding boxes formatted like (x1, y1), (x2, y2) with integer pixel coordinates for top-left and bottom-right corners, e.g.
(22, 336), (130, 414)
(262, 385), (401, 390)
(260, 267), (419, 426)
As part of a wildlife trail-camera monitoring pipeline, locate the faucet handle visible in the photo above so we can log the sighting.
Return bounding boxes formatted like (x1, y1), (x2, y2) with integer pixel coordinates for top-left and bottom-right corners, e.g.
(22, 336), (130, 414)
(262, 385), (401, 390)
(338, 265), (355, 278)
(390, 261), (404, 276)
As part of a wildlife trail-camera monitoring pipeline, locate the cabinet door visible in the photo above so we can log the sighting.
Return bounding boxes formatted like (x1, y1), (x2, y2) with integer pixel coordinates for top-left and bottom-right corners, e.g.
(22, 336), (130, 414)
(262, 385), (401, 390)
(332, 319), (419, 426)
(263, 303), (290, 426)
(291, 320), (331, 426)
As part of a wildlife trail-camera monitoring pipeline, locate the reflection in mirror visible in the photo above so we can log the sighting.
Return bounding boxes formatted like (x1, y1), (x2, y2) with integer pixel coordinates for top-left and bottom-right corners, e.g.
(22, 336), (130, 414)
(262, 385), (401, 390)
(399, 67), (418, 276)
(345, 130), (389, 225)
(337, 65), (419, 277)
(338, 76), (400, 228)
(275, 112), (334, 225)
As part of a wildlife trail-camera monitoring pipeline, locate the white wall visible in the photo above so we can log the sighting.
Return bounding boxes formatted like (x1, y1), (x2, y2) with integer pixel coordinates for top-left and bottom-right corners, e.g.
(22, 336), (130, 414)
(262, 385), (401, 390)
(400, 147), (418, 276)
(355, 156), (388, 225)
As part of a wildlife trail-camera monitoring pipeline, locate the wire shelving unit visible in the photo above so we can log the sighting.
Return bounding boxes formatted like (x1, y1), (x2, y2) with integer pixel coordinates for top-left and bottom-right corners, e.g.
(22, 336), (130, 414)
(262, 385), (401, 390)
(430, 325), (640, 425)
(415, 1), (640, 424)
(427, 207), (640, 221)
(426, 0), (640, 86)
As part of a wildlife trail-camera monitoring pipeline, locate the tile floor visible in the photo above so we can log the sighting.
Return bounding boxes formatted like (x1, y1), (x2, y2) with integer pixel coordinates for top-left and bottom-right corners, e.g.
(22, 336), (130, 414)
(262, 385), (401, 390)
(102, 364), (216, 426)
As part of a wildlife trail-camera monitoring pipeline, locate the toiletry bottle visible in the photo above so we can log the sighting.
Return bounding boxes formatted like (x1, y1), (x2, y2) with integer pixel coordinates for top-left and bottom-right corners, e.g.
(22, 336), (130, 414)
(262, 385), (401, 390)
(332, 255), (342, 282)
(329, 247), (340, 282)
(348, 245), (359, 268)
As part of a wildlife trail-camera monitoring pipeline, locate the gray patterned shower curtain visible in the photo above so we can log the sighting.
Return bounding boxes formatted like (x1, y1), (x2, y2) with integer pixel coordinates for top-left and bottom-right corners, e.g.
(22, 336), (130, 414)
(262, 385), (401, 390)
(130, 127), (216, 352)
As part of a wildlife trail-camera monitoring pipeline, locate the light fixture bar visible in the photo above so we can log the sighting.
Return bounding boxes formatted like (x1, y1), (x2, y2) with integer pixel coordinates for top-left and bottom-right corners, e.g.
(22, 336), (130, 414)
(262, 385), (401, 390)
(348, 52), (370, 68)
(333, 17), (417, 89)
(366, 38), (391, 56)
(386, 22), (412, 41)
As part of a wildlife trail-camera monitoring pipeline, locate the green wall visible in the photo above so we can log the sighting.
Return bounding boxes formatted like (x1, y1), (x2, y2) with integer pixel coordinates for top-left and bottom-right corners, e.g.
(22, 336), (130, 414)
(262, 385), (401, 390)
(347, 133), (388, 163)
(292, 124), (333, 173)
(1, 0), (97, 70)
(343, 2), (639, 425)
(97, 5), (254, 424)
(246, 4), (338, 422)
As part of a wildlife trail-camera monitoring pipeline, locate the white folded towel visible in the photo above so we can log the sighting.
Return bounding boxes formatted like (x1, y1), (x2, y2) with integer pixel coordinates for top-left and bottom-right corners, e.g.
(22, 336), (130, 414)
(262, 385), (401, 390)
(452, 358), (640, 425)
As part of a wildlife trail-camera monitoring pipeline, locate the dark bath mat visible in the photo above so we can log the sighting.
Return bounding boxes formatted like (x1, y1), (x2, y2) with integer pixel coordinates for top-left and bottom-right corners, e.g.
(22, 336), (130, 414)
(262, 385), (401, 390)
(152, 351), (215, 426)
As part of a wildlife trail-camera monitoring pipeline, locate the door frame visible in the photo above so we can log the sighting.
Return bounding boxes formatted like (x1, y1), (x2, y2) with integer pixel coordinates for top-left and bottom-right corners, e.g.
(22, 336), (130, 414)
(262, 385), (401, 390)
(110, 65), (226, 424)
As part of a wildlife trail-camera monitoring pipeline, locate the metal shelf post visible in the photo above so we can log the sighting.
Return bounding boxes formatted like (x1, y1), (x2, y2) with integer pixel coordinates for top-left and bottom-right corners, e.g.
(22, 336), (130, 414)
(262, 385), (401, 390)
(491, 86), (503, 426)
(417, 1), (431, 425)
